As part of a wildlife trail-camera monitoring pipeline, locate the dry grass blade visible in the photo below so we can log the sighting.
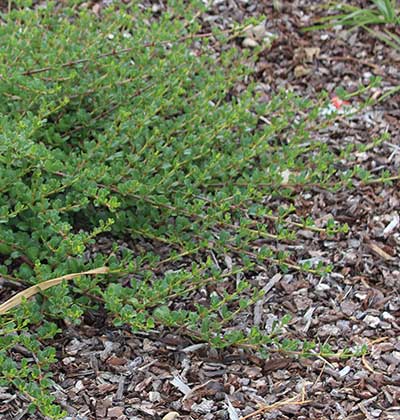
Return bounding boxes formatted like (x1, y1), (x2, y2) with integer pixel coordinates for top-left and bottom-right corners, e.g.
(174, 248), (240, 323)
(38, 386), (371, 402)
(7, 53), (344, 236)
(367, 242), (395, 261)
(239, 395), (311, 420)
(0, 267), (109, 315)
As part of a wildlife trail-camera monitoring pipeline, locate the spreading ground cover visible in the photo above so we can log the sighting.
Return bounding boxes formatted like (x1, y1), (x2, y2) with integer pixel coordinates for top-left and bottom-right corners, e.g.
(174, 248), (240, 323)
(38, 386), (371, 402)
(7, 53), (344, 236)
(0, 1), (393, 417)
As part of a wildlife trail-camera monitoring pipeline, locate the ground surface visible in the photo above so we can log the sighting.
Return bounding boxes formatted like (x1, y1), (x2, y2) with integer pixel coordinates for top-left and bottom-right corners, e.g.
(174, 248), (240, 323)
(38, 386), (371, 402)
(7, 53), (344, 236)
(2, 1), (400, 419)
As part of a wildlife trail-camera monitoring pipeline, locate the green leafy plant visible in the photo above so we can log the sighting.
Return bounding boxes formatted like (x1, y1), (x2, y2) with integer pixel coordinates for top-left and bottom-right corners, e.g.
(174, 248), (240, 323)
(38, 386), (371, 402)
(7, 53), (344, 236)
(0, 1), (387, 417)
(334, 0), (399, 26)
(305, 0), (400, 50)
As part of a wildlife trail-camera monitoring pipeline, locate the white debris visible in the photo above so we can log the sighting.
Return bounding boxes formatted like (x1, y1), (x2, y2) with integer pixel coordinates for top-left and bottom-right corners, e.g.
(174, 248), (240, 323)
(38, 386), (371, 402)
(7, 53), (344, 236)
(363, 315), (380, 328)
(383, 213), (399, 236)
(170, 375), (191, 396)
(242, 37), (259, 48)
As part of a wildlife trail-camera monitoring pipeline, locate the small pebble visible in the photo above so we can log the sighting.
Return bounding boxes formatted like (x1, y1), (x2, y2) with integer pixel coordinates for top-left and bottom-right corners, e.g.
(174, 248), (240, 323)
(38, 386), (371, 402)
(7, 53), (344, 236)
(242, 37), (259, 48)
(149, 391), (161, 402)
(382, 311), (394, 320)
(339, 366), (351, 377)
(363, 315), (381, 328)
(191, 399), (215, 414)
(75, 380), (84, 392)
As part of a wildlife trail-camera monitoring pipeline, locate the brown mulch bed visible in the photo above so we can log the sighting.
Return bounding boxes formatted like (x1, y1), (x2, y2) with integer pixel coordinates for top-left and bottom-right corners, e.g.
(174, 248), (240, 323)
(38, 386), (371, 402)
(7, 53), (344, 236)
(2, 1), (399, 419)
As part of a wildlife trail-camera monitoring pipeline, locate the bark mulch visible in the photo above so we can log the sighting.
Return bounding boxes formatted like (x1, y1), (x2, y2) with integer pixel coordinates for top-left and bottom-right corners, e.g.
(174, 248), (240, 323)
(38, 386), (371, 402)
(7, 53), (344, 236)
(1, 1), (399, 419)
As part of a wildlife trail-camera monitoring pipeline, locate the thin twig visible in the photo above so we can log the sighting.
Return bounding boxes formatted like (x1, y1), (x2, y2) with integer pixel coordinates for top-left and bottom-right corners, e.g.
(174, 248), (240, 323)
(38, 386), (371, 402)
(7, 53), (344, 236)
(240, 395), (311, 420)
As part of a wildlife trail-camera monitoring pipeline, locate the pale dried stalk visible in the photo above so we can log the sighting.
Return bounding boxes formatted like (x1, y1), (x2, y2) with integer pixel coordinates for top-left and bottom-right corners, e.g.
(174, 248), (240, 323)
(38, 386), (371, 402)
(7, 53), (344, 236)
(240, 395), (311, 420)
(0, 267), (109, 315)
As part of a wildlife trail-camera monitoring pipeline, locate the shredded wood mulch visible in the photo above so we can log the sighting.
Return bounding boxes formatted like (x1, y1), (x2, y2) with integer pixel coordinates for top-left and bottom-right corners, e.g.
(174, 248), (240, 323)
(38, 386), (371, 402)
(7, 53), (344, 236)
(1, 1), (399, 419)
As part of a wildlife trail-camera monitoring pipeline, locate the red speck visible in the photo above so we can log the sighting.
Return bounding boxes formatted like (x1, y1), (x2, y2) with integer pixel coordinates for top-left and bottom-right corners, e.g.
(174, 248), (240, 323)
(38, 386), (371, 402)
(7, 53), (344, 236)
(331, 96), (350, 109)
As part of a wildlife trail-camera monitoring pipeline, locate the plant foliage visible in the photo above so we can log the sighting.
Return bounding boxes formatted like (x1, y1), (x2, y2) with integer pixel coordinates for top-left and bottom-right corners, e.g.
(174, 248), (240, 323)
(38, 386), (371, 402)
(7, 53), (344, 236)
(0, 1), (381, 417)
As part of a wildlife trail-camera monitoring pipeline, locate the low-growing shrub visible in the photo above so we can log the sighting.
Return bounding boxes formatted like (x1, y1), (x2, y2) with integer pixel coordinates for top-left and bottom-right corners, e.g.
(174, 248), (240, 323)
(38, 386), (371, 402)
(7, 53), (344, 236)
(0, 1), (378, 417)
